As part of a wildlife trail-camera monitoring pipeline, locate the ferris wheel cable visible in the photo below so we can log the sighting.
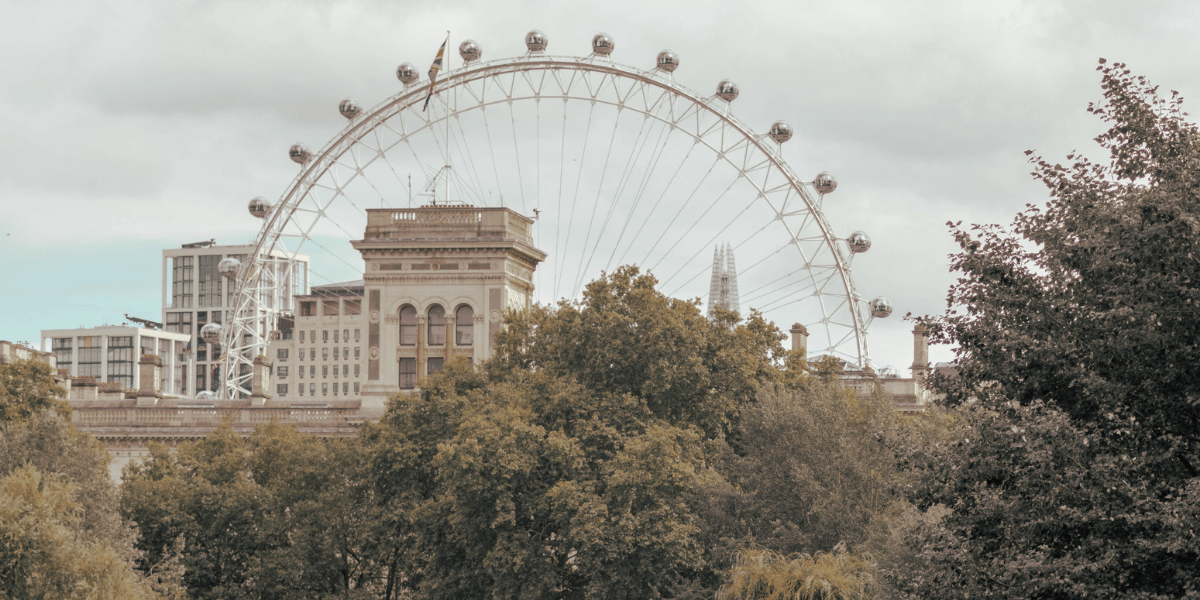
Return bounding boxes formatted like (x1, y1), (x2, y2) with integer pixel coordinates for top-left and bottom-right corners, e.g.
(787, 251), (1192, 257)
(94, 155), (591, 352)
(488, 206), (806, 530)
(568, 105), (629, 298)
(480, 103), (508, 208)
(601, 125), (697, 277)
(754, 277), (836, 314)
(346, 150), (390, 208)
(378, 119), (430, 197)
(604, 114), (676, 271)
(507, 102), (527, 213)
(739, 263), (816, 303)
(612, 149), (718, 270)
(557, 101), (597, 299)
(451, 115), (488, 204)
(593, 99), (667, 267)
(660, 211), (770, 298)
(647, 173), (740, 283)
(742, 273), (821, 306)
(553, 100), (568, 299)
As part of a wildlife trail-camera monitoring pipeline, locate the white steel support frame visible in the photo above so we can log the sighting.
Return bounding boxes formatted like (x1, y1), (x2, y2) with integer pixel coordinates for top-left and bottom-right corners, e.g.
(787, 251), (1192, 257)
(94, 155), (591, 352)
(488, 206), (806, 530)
(221, 51), (872, 399)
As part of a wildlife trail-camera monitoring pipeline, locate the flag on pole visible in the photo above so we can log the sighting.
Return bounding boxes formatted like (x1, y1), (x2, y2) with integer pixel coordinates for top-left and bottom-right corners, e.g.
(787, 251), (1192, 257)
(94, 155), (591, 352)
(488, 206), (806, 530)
(422, 37), (448, 111)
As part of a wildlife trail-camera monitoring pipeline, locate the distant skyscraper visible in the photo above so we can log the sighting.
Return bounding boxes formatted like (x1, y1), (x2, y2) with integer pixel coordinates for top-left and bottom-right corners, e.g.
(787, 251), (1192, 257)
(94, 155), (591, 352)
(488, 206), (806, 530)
(707, 243), (740, 319)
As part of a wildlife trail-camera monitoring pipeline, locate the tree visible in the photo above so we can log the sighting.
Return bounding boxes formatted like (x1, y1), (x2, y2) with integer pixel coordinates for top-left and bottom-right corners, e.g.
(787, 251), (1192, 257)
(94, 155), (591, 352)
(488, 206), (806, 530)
(0, 358), (70, 425)
(904, 60), (1200, 598)
(0, 464), (157, 599)
(365, 267), (787, 600)
(122, 420), (391, 599)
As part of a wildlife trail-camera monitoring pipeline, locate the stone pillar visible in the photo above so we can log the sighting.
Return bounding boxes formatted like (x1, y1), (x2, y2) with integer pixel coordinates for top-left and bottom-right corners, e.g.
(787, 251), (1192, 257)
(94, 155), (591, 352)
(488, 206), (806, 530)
(473, 313), (486, 365)
(71, 378), (98, 401)
(250, 355), (272, 406)
(416, 315), (427, 380)
(789, 323), (808, 356)
(445, 316), (456, 355)
(135, 355), (163, 407)
(911, 324), (930, 387)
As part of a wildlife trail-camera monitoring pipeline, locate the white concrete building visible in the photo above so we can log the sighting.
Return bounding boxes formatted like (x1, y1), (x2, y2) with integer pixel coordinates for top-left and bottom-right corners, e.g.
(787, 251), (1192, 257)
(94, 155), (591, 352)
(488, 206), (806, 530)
(39, 326), (191, 396)
(161, 239), (309, 395)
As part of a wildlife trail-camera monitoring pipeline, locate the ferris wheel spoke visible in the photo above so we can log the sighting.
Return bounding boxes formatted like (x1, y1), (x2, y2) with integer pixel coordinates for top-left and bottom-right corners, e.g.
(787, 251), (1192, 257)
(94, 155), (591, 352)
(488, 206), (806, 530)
(558, 100), (597, 298)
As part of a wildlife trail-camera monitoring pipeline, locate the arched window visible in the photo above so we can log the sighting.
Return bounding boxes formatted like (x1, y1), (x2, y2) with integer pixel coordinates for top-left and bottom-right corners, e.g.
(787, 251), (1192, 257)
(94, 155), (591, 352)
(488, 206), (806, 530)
(427, 305), (446, 345)
(455, 305), (474, 345)
(399, 305), (417, 346)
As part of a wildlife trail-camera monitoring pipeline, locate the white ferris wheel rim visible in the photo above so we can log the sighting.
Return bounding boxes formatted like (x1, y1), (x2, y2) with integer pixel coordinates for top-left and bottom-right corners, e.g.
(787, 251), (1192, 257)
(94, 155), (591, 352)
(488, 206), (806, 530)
(221, 50), (872, 399)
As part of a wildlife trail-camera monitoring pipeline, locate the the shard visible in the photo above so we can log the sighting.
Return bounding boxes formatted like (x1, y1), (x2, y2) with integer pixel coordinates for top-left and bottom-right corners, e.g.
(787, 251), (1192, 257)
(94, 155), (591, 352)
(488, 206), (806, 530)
(707, 243), (740, 319)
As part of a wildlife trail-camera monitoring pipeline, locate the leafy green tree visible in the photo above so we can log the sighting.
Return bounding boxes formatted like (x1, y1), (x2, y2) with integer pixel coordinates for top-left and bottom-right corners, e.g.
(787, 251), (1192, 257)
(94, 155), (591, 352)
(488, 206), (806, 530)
(122, 420), (391, 599)
(904, 60), (1200, 598)
(720, 547), (878, 600)
(366, 267), (786, 600)
(0, 464), (157, 599)
(0, 358), (70, 425)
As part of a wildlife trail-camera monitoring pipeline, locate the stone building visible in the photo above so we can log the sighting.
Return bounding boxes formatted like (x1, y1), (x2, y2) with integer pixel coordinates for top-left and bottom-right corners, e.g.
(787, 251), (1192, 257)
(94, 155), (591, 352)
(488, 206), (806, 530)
(266, 280), (367, 403)
(351, 205), (544, 413)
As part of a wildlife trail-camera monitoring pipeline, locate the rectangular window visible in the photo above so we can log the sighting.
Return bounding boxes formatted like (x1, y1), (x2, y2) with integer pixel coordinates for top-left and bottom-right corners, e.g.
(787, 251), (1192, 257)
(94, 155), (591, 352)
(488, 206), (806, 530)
(299, 330), (306, 343)
(166, 312), (193, 336)
(277, 384), (288, 396)
(399, 358), (417, 390)
(342, 382), (348, 394)
(309, 383), (315, 395)
(334, 366), (338, 379)
(323, 330), (329, 342)
(353, 382), (359, 394)
(105, 336), (134, 388)
(309, 348), (315, 360)
(342, 347), (348, 359)
(52, 338), (72, 368)
(309, 366), (314, 378)
(299, 384), (304, 396)
(277, 349), (288, 361)
(322, 383), (328, 396)
(342, 364), (348, 376)
(333, 347), (339, 361)
(310, 330), (316, 343)
(342, 329), (349, 343)
(354, 347), (360, 359)
(354, 364), (360, 376)
(299, 367), (305, 379)
(427, 357), (445, 376)
(354, 329), (360, 342)
(333, 383), (339, 396)
(322, 366), (328, 378)
(277, 366), (289, 379)
(198, 254), (221, 307)
(345, 300), (361, 315)
(323, 300), (340, 316)
(300, 301), (316, 317)
(172, 256), (194, 309)
(333, 330), (339, 343)
(299, 349), (304, 362)
(322, 348), (329, 360)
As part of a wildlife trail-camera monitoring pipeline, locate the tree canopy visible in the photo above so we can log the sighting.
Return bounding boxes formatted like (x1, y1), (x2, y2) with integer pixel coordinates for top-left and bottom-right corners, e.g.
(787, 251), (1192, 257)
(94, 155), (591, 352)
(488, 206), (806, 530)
(904, 60), (1200, 599)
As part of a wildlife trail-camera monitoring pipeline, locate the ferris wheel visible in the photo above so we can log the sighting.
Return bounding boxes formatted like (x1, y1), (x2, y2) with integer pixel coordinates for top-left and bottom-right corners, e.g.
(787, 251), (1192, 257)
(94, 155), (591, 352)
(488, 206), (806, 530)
(208, 30), (893, 398)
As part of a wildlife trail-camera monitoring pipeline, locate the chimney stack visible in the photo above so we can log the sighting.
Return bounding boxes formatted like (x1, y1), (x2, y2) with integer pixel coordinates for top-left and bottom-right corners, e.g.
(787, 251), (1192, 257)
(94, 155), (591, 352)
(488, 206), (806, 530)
(136, 355), (163, 407)
(911, 324), (930, 387)
(251, 355), (272, 406)
(790, 323), (808, 357)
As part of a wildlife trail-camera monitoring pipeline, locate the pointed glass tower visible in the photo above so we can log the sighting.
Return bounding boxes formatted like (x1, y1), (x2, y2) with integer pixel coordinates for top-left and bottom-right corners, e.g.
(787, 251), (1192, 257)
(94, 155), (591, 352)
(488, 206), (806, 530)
(707, 243), (740, 319)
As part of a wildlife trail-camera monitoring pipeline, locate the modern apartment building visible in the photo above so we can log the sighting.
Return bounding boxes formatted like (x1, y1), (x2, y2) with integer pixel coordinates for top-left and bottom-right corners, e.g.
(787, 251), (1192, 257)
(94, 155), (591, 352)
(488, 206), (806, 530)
(39, 326), (191, 395)
(161, 239), (309, 393)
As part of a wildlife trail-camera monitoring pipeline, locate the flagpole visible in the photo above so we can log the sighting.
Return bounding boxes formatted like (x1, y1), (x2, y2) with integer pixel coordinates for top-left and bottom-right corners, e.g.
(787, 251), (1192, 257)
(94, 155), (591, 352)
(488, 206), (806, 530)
(445, 30), (451, 206)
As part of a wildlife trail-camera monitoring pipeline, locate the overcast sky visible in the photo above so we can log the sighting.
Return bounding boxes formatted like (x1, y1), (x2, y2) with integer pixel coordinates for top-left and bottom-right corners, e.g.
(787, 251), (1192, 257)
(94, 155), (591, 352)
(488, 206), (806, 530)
(2, 0), (1198, 372)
